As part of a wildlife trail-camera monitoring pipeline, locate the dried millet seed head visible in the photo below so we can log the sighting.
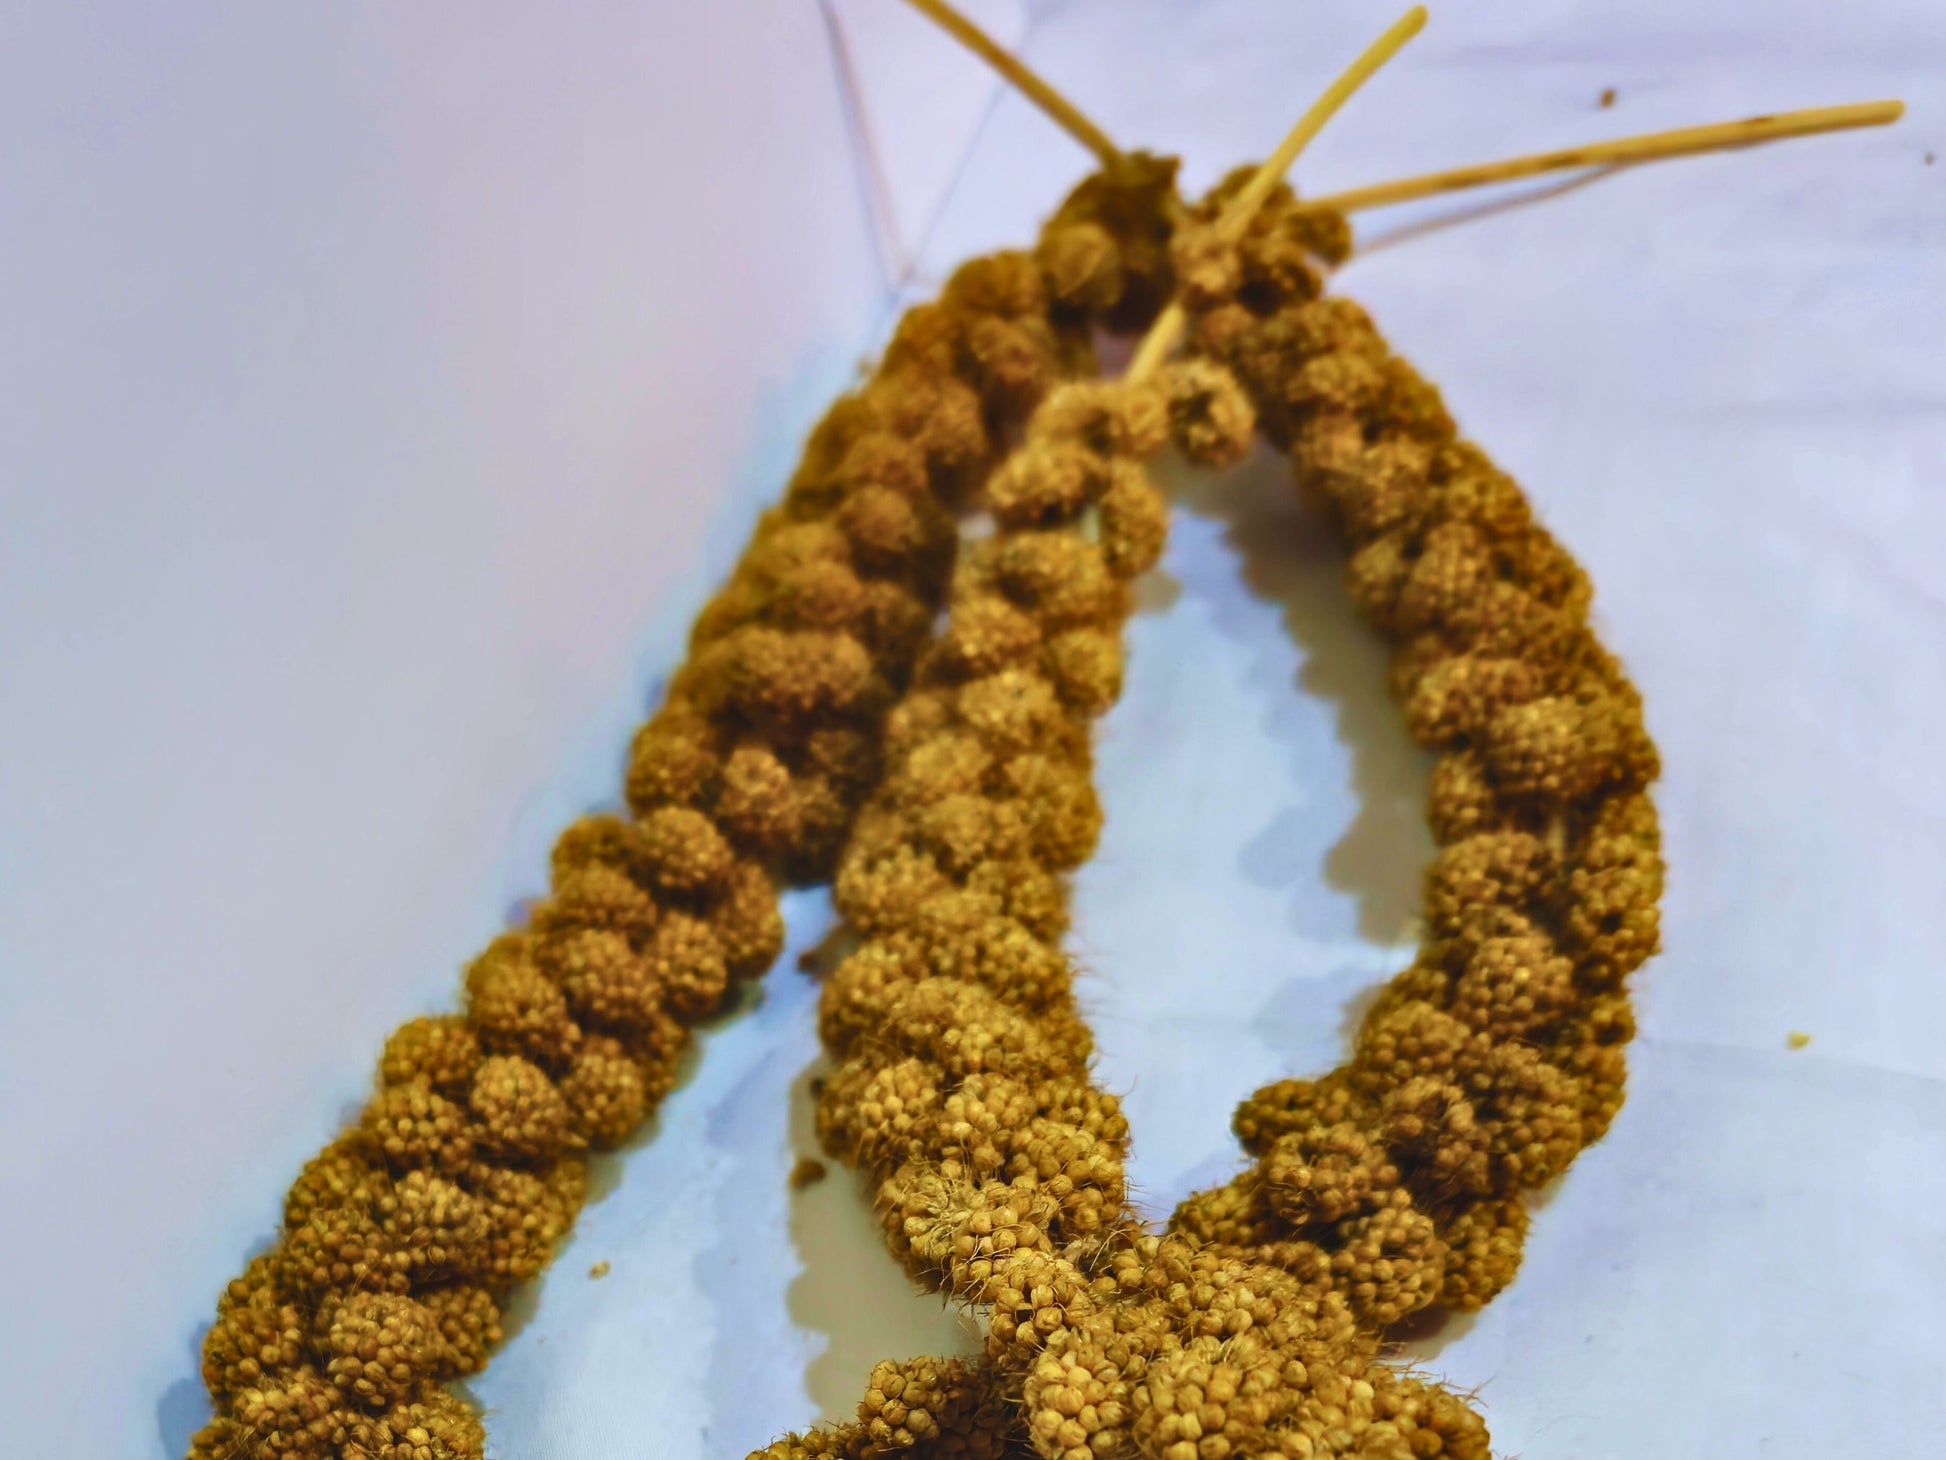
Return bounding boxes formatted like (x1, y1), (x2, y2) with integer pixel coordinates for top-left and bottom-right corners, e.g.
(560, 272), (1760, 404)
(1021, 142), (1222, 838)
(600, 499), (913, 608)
(1434, 1193), (1529, 1312)
(702, 626), (878, 736)
(635, 804), (735, 897)
(1161, 357), (1257, 467)
(999, 754), (1103, 871)
(1130, 1337), (1297, 1460)
(465, 936), (582, 1069)
(224, 1365), (349, 1459)
(1424, 830), (1555, 940)
(414, 1283), (502, 1378)
(962, 312), (1061, 415)
(469, 1054), (576, 1161)
(819, 1054), (944, 1176)
(1237, 216), (1332, 310)
(376, 1167), (491, 1281)
(340, 1388), (486, 1460)
(641, 910), (731, 1021)
(1380, 1076), (1490, 1197)
(713, 742), (801, 855)
(841, 483), (954, 577)
(1095, 462), (1169, 580)
(889, 727), (994, 809)
(321, 1291), (444, 1406)
(1403, 654), (1542, 752)
(360, 1082), (475, 1174)
(378, 1016), (482, 1097)
(1427, 750), (1516, 847)
(623, 706), (722, 816)
(819, 939), (923, 1055)
(1043, 625), (1125, 717)
(881, 298), (973, 379)
(540, 925), (659, 1033)
(551, 812), (658, 884)
(1036, 219), (1124, 316)
(1328, 1188), (1447, 1329)
(200, 1295), (308, 1399)
(620, 1006), (690, 1105)
(1451, 932), (1576, 1041)
(708, 858), (786, 980)
(902, 901), (1069, 1010)
(935, 592), (1044, 680)
(1169, 219), (1245, 309)
(994, 531), (1126, 631)
(855, 578), (933, 663)
(559, 1035), (651, 1149)
(1336, 435), (1436, 545)
(1344, 531), (1414, 631)
(1263, 1121), (1398, 1229)
(913, 793), (1031, 879)
(944, 248), (1050, 319)
(1471, 1043), (1585, 1190)
(1356, 1000), (1488, 1097)
(987, 439), (1104, 530)
(868, 369), (991, 484)
(955, 669), (1069, 761)
(283, 1137), (379, 1234)
(1233, 1071), (1366, 1156)
(834, 837), (955, 938)
(965, 853), (1070, 940)
(748, 1424), (872, 1460)
(856, 1354), (984, 1451)
(1031, 378), (1170, 460)
(535, 858), (660, 943)
(466, 1162), (579, 1285)
(805, 723), (883, 799)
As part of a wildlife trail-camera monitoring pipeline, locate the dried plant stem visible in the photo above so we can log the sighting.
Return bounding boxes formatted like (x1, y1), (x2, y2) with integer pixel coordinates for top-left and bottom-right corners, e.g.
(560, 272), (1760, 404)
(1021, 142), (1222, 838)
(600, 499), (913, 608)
(1126, 5), (1429, 383)
(898, 0), (1124, 168)
(1301, 99), (1905, 213)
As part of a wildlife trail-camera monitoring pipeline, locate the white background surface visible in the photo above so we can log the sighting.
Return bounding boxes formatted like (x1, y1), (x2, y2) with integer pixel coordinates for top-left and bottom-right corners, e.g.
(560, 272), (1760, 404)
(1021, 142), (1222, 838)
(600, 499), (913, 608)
(2, 2), (1942, 1457)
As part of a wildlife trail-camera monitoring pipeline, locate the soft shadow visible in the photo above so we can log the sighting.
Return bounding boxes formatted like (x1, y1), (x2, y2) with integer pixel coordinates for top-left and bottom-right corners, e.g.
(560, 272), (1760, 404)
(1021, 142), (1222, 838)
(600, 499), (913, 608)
(156, 1343), (210, 1458)
(156, 1226), (282, 1458)
(1159, 446), (1432, 944)
(1390, 1303), (1480, 1363)
(1350, 166), (1624, 259)
(783, 1055), (980, 1422)
(1149, 447), (1495, 1368)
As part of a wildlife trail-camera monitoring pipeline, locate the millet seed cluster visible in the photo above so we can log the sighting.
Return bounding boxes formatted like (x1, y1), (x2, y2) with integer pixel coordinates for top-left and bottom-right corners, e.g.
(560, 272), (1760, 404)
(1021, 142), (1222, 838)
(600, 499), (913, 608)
(183, 160), (1184, 1460)
(775, 173), (1659, 1460)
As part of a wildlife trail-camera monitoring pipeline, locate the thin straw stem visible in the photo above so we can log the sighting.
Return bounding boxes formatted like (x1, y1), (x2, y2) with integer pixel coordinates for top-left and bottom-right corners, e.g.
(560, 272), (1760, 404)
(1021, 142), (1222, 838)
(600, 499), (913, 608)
(1300, 99), (1904, 213)
(899, 0), (1124, 168)
(1126, 5), (1429, 383)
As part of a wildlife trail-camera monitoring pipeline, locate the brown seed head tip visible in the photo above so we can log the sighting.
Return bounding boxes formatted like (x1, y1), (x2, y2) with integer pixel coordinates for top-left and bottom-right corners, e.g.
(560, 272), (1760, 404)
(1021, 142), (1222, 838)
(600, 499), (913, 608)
(589, 1260), (611, 1279)
(791, 1156), (830, 1191)
(1599, 87), (1617, 109)
(1787, 1031), (1811, 1050)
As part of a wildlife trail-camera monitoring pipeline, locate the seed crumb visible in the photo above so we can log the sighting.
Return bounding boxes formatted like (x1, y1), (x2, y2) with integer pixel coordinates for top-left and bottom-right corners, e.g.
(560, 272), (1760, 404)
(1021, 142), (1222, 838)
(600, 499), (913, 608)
(1599, 87), (1617, 109)
(1786, 1031), (1811, 1051)
(790, 1156), (829, 1191)
(589, 1260), (611, 1279)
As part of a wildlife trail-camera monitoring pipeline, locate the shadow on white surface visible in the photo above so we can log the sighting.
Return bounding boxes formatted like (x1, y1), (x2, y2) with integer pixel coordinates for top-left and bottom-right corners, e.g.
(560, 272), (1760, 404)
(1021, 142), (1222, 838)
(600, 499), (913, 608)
(1164, 444), (1433, 946)
(1071, 435), (1430, 1228)
(782, 1059), (982, 1424)
(1350, 164), (1625, 259)
(1093, 442), (1506, 1378)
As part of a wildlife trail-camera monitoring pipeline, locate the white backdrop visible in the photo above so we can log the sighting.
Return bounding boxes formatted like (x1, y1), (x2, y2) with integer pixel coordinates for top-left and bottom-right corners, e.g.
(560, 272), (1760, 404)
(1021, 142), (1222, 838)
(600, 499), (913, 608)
(2, 2), (1942, 1457)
